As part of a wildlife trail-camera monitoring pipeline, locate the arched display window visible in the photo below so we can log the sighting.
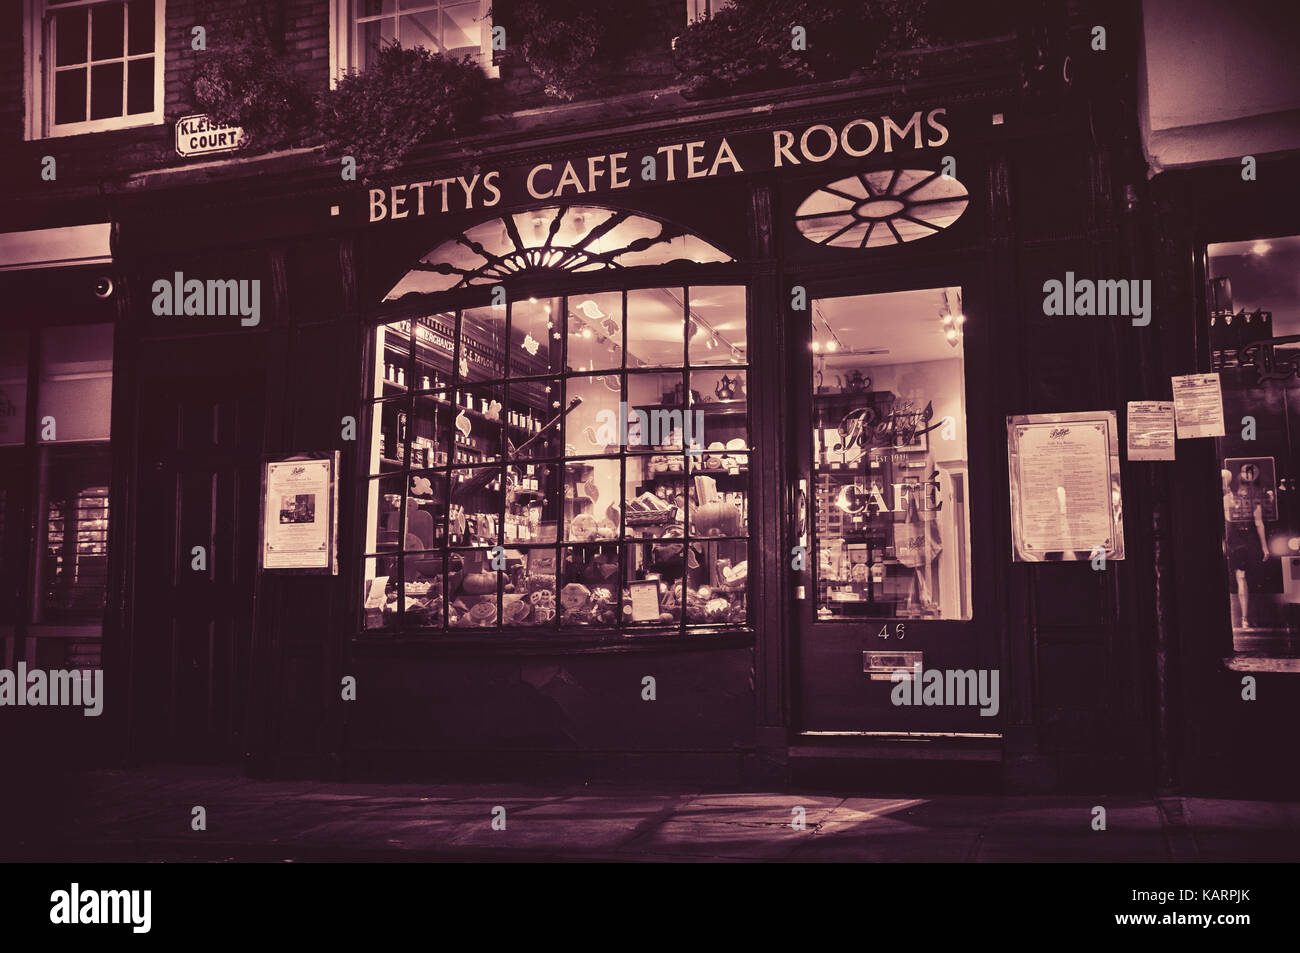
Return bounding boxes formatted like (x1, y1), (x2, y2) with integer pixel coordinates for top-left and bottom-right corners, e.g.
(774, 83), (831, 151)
(361, 205), (752, 638)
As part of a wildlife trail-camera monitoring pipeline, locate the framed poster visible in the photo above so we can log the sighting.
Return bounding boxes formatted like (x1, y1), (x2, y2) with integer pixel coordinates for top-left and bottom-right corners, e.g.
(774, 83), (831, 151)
(259, 452), (339, 573)
(1006, 411), (1125, 562)
(627, 580), (662, 622)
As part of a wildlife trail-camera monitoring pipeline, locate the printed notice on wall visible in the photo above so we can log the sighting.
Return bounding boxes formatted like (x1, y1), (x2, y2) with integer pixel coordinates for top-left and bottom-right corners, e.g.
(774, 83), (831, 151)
(261, 456), (337, 571)
(1006, 411), (1125, 562)
(1171, 373), (1226, 438)
(1126, 401), (1176, 461)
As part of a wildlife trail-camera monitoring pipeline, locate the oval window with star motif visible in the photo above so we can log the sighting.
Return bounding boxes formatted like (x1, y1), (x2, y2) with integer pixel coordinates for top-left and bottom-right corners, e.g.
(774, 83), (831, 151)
(795, 169), (969, 249)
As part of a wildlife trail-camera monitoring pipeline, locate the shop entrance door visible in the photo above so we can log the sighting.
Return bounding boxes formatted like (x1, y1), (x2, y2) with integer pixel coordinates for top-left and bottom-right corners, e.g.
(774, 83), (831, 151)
(793, 286), (999, 734)
(130, 373), (264, 762)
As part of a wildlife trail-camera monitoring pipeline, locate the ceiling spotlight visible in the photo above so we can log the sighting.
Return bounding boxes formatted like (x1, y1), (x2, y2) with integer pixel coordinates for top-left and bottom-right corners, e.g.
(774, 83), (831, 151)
(528, 297), (537, 304)
(1252, 241), (1271, 256)
(954, 313), (966, 324)
(826, 340), (839, 352)
(812, 340), (822, 352)
(582, 328), (593, 339)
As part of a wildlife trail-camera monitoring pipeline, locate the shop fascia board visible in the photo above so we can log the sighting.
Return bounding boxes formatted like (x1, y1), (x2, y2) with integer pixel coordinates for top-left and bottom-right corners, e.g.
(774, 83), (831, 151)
(109, 62), (1019, 203)
(1141, 109), (1300, 178)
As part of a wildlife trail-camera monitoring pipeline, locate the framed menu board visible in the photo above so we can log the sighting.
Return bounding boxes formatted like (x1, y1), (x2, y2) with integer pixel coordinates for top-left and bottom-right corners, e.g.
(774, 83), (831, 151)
(1006, 411), (1125, 562)
(259, 452), (340, 573)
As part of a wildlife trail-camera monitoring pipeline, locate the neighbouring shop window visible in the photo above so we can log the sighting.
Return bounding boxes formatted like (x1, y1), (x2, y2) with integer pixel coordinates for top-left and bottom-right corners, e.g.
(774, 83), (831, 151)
(811, 288), (973, 621)
(1208, 233), (1300, 657)
(35, 448), (110, 621)
(362, 285), (750, 634)
(30, 0), (164, 138)
(0, 324), (114, 631)
(346, 0), (496, 73)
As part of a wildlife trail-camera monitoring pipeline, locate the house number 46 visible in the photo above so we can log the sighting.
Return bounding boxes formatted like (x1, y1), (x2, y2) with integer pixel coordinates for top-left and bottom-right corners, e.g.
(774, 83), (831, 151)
(878, 624), (905, 640)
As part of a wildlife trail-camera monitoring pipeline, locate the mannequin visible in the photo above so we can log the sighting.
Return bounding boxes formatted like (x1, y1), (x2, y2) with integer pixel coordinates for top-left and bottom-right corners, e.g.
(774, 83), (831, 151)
(1223, 468), (1268, 629)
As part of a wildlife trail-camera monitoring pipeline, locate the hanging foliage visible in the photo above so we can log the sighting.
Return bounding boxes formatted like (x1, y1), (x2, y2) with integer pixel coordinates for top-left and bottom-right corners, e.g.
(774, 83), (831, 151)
(315, 44), (489, 174)
(191, 33), (312, 149)
(492, 0), (639, 101)
(674, 0), (930, 99)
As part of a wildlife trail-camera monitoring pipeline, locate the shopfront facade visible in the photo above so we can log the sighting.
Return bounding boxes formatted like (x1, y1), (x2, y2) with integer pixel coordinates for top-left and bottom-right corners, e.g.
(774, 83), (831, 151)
(11, 0), (1287, 795)
(98, 67), (1158, 791)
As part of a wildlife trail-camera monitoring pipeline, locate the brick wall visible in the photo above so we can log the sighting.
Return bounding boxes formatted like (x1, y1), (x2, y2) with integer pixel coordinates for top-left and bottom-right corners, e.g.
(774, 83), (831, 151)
(2, 0), (692, 217)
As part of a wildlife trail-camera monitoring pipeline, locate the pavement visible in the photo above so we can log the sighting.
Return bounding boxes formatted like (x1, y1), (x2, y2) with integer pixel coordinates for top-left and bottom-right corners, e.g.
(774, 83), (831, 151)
(5, 766), (1300, 862)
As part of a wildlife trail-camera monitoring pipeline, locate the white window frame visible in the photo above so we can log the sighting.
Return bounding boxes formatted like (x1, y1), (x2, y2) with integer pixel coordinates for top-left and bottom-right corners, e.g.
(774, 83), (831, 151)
(329, 0), (497, 88)
(24, 0), (166, 140)
(687, 0), (733, 25)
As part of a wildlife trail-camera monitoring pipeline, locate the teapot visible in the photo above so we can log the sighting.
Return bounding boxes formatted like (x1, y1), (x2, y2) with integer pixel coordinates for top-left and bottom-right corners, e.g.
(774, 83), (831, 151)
(715, 374), (740, 400)
(844, 370), (870, 394)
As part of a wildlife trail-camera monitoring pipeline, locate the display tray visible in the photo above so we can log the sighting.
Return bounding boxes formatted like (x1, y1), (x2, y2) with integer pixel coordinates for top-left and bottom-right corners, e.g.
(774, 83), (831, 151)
(626, 510), (678, 526)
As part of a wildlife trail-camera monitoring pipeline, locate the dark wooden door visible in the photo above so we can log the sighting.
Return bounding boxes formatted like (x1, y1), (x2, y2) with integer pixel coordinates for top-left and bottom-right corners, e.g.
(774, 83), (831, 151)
(789, 277), (1002, 734)
(131, 374), (263, 761)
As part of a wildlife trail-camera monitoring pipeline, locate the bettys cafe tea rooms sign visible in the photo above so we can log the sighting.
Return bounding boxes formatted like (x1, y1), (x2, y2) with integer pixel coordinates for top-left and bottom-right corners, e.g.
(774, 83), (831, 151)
(365, 106), (954, 224)
(175, 114), (246, 158)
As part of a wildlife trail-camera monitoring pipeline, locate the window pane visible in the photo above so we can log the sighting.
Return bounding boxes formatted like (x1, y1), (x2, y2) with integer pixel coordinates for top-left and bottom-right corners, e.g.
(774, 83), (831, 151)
(447, 548), (502, 628)
(506, 463), (558, 543)
(560, 546), (620, 626)
(565, 374), (621, 456)
(413, 313), (455, 387)
(692, 368), (746, 452)
(37, 447), (111, 621)
(54, 68), (88, 125)
(405, 469), (447, 548)
(625, 457), (683, 539)
(410, 392), (451, 467)
(39, 324), (113, 442)
(0, 331), (27, 446)
(91, 2), (125, 60)
(89, 61), (124, 119)
(689, 286), (747, 364)
(565, 458), (620, 541)
(399, 10), (442, 51)
(1208, 234), (1300, 656)
(357, 18), (396, 69)
(627, 288), (685, 367)
(503, 545), (557, 627)
(357, 0), (397, 16)
(127, 0), (154, 54)
(689, 455), (748, 538)
(362, 557), (399, 630)
(443, 2), (482, 54)
(126, 56), (153, 114)
(565, 291), (622, 374)
(505, 379), (560, 461)
(55, 10), (89, 66)
(458, 306), (505, 383)
(364, 473), (405, 554)
(812, 288), (972, 621)
(449, 465), (503, 545)
(510, 296), (561, 376)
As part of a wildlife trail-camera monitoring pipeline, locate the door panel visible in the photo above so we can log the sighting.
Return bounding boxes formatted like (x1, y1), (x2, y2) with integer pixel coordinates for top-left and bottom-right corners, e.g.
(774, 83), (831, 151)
(132, 375), (262, 761)
(794, 286), (999, 733)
